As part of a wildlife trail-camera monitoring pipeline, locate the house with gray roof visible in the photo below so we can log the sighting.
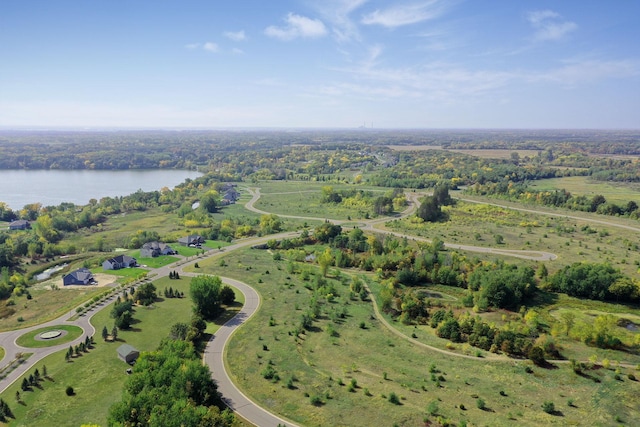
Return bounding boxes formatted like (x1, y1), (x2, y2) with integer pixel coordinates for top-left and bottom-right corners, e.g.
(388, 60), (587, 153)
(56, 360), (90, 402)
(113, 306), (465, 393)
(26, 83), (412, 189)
(62, 268), (95, 286)
(103, 254), (137, 270)
(178, 235), (205, 247)
(140, 241), (176, 258)
(8, 220), (30, 230)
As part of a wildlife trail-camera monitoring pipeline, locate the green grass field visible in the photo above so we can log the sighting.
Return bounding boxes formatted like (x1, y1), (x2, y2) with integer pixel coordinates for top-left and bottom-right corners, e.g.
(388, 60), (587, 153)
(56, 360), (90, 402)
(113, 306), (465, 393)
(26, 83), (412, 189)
(4, 178), (640, 426)
(0, 287), (107, 333)
(15, 326), (84, 349)
(385, 199), (640, 277)
(251, 181), (390, 221)
(193, 246), (640, 427)
(0, 275), (241, 426)
(530, 176), (640, 205)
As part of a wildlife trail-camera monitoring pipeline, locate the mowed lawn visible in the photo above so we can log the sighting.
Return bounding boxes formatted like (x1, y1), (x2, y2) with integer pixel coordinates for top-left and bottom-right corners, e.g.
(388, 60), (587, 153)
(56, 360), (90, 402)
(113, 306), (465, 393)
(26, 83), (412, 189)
(1, 276), (196, 426)
(0, 287), (107, 333)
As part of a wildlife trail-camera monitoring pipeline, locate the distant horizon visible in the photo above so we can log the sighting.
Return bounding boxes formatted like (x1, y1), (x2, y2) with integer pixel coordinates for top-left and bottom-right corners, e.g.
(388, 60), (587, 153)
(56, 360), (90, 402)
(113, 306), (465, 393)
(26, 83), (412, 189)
(1, 126), (640, 132)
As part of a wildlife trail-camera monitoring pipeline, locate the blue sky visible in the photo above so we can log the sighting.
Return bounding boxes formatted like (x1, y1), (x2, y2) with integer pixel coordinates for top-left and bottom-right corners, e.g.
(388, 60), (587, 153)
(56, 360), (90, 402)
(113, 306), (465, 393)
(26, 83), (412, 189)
(1, 0), (638, 129)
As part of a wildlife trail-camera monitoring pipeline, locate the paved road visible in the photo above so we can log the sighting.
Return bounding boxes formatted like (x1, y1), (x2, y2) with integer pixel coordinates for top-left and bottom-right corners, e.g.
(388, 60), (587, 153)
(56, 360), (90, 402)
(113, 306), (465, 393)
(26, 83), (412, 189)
(4, 185), (635, 424)
(245, 187), (557, 261)
(458, 195), (640, 233)
(0, 284), (124, 394)
(204, 277), (301, 427)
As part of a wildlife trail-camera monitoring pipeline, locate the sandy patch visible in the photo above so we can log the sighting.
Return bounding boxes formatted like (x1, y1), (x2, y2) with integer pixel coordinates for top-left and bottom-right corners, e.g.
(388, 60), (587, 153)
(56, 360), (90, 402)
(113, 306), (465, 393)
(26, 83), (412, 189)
(34, 272), (119, 290)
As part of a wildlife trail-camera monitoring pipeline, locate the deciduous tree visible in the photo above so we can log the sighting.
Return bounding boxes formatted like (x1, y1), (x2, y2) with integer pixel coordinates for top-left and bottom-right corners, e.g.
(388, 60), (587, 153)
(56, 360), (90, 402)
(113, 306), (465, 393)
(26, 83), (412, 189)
(190, 275), (222, 319)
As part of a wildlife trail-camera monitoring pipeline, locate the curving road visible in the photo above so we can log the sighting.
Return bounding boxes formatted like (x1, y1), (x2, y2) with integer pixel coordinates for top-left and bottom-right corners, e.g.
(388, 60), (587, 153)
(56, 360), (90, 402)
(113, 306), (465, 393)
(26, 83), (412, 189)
(5, 185), (637, 425)
(244, 187), (557, 261)
(203, 277), (301, 427)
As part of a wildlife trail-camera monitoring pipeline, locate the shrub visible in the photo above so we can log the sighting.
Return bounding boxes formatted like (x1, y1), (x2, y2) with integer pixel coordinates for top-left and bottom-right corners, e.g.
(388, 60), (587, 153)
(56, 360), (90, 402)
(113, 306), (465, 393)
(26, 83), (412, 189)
(310, 395), (323, 406)
(261, 365), (276, 380)
(388, 392), (400, 405)
(476, 398), (486, 410)
(65, 386), (74, 396)
(427, 400), (439, 415)
(542, 401), (555, 414)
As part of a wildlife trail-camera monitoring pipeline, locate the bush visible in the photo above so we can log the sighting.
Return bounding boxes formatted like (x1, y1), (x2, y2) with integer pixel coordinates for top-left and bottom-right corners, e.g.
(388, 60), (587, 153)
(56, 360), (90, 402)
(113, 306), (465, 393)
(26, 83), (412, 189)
(65, 386), (74, 396)
(388, 392), (400, 405)
(310, 395), (323, 406)
(427, 400), (439, 415)
(542, 401), (555, 414)
(261, 365), (276, 380)
(476, 398), (486, 410)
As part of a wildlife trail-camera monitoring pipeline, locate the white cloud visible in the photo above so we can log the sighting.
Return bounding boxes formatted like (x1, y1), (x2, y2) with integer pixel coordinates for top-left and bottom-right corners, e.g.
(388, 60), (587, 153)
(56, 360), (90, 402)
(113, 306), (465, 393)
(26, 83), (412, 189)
(265, 13), (327, 41)
(313, 0), (368, 42)
(203, 42), (219, 53)
(224, 30), (246, 42)
(531, 59), (639, 85)
(527, 9), (577, 41)
(361, 1), (448, 28)
(324, 54), (639, 104)
(231, 48), (244, 55)
(527, 10), (559, 25)
(186, 42), (219, 53)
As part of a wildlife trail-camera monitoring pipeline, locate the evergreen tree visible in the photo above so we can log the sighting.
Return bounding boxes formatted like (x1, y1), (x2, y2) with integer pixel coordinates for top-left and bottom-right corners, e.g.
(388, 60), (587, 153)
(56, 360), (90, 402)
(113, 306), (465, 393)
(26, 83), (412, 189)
(21, 378), (28, 391)
(42, 365), (47, 378)
(112, 325), (118, 341)
(102, 326), (109, 341)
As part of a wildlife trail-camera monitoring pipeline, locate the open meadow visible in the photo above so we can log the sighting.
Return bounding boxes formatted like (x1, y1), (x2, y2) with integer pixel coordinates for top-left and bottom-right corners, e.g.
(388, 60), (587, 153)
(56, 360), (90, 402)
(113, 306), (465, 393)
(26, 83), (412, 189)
(385, 198), (640, 277)
(251, 181), (390, 221)
(189, 246), (640, 427)
(529, 176), (640, 205)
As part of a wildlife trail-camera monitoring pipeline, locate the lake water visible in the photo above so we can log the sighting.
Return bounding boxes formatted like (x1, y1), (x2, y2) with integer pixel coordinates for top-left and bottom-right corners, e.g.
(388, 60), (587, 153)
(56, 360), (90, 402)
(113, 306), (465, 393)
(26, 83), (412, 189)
(0, 169), (202, 209)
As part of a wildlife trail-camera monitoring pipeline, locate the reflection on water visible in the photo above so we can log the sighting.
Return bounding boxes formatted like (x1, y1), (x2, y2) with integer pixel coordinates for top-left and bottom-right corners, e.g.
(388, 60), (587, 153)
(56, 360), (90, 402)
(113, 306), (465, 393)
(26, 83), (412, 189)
(0, 169), (201, 209)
